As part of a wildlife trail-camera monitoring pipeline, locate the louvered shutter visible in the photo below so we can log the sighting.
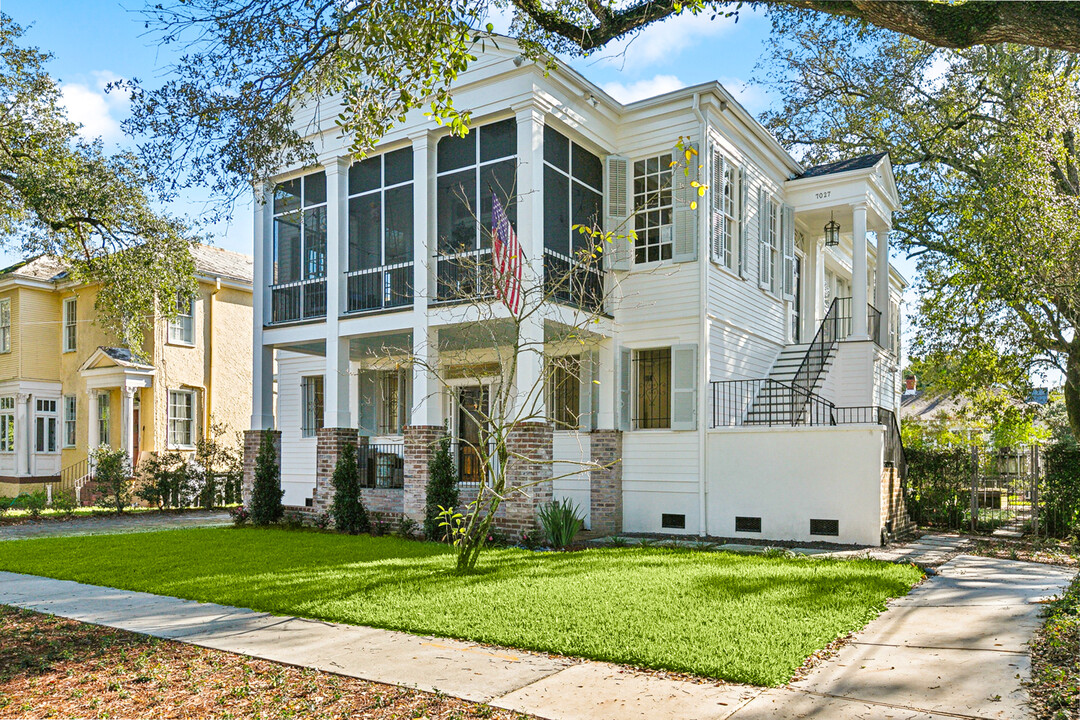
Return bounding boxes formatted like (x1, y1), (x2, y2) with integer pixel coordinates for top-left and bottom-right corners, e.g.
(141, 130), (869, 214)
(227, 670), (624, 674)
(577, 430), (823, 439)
(757, 188), (770, 289)
(738, 167), (749, 279)
(672, 141), (699, 263)
(578, 350), (599, 431)
(709, 147), (723, 264)
(670, 344), (698, 431)
(357, 370), (377, 436)
(782, 204), (796, 300)
(604, 155), (631, 271)
(618, 347), (631, 430)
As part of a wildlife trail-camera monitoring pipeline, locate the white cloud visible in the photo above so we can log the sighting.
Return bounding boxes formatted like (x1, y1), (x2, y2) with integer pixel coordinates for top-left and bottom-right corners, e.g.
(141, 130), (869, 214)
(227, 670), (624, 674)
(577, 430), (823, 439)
(585, 12), (737, 72)
(601, 74), (686, 104)
(59, 70), (130, 142)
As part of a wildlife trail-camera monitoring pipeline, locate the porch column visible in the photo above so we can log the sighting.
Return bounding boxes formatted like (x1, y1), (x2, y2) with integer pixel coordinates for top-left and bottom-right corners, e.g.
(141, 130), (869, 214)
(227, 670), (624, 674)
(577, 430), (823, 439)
(87, 390), (99, 450)
(411, 132), (441, 426)
(323, 157), (351, 428)
(850, 204), (869, 340)
(251, 182), (276, 430)
(515, 105), (546, 420)
(596, 341), (616, 429)
(875, 224), (891, 346)
(813, 237), (827, 327)
(120, 386), (135, 468)
(15, 392), (29, 476)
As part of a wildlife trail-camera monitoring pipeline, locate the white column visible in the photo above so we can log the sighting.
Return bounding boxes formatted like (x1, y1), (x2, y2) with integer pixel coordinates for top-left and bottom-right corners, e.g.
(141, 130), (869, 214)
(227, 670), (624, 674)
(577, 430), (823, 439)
(514, 106), (546, 420)
(323, 157), (351, 428)
(120, 386), (135, 466)
(812, 237), (826, 331)
(87, 390), (99, 450)
(16, 392), (29, 476)
(875, 224), (891, 346)
(850, 204), (869, 340)
(411, 132), (441, 426)
(251, 182), (276, 430)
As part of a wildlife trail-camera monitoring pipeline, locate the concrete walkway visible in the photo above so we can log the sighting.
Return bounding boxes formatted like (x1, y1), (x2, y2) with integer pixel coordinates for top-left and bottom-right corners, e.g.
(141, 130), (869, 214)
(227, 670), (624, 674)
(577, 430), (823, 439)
(0, 550), (1072, 719)
(828, 532), (977, 569)
(0, 511), (231, 541)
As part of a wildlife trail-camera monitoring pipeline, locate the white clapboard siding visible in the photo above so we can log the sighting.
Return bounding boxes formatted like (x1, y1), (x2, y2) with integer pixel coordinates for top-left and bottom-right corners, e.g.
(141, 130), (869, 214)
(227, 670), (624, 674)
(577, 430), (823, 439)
(277, 352), (323, 506)
(621, 432), (701, 534)
(552, 430), (591, 528)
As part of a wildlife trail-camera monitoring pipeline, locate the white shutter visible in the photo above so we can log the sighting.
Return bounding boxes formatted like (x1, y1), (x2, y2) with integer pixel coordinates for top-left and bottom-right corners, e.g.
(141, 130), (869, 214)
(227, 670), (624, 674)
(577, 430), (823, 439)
(672, 142), (699, 263)
(604, 155), (631, 271)
(671, 344), (698, 431)
(357, 370), (377, 436)
(757, 187), (770, 289)
(782, 204), (796, 300)
(618, 347), (631, 430)
(578, 350), (599, 431)
(709, 147), (723, 264)
(738, 167), (749, 279)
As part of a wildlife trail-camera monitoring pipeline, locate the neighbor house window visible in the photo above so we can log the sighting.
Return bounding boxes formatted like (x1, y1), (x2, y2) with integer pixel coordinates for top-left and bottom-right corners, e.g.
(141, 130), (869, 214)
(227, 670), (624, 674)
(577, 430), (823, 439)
(436, 118), (517, 255)
(63, 395), (76, 448)
(547, 355), (581, 429)
(348, 147), (414, 271)
(633, 348), (671, 429)
(62, 298), (77, 352)
(0, 397), (14, 452)
(377, 369), (411, 435)
(97, 391), (110, 446)
(169, 294), (195, 345)
(300, 375), (324, 438)
(35, 399), (58, 453)
(543, 126), (603, 259)
(0, 298), (10, 353)
(632, 154), (674, 264)
(168, 390), (195, 447)
(273, 171), (328, 284)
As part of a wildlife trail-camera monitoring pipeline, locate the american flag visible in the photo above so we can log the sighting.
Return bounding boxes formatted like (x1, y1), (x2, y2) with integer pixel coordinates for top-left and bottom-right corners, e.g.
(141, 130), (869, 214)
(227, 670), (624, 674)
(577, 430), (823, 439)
(491, 195), (523, 314)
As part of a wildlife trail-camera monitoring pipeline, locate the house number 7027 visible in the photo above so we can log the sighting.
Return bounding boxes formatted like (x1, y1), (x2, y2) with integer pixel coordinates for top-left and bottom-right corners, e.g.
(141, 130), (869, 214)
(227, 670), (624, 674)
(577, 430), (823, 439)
(815, 191), (831, 199)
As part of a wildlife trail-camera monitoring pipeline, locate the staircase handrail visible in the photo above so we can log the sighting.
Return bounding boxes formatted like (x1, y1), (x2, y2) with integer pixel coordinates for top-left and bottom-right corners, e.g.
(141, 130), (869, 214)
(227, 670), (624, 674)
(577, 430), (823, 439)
(710, 377), (838, 427)
(788, 297), (841, 424)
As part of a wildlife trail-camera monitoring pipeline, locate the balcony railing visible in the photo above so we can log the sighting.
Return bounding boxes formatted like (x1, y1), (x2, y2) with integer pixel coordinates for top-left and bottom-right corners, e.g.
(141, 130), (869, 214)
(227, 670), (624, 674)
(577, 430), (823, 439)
(358, 442), (404, 489)
(833, 297), (883, 346)
(436, 248), (494, 303)
(543, 249), (605, 312)
(346, 262), (413, 314)
(271, 277), (326, 323)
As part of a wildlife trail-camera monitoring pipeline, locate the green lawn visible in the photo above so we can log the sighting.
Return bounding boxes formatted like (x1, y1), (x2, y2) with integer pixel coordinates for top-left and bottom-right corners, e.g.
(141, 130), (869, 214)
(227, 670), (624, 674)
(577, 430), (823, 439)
(0, 528), (922, 686)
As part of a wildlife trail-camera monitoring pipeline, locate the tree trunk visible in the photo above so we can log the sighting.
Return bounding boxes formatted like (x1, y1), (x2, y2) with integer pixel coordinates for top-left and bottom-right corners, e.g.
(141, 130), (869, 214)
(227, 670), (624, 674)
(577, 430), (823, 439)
(1065, 347), (1080, 444)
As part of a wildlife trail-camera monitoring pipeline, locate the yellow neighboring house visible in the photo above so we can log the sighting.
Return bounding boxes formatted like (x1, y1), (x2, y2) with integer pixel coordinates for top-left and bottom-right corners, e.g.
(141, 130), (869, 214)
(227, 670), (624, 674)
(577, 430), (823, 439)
(0, 245), (253, 499)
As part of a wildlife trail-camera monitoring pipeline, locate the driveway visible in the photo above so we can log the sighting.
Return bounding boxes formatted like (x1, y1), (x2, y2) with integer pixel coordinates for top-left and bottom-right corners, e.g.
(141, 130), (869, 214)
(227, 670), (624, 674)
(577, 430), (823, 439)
(0, 511), (231, 541)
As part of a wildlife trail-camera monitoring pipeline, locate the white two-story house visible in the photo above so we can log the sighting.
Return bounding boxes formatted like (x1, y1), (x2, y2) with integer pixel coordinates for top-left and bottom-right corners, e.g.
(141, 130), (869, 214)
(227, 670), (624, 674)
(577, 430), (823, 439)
(245, 41), (908, 546)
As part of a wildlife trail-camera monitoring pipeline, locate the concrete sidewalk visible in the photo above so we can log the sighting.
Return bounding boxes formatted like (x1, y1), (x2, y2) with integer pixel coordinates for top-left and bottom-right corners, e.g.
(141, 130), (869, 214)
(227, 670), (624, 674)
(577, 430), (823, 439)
(0, 554), (1073, 719)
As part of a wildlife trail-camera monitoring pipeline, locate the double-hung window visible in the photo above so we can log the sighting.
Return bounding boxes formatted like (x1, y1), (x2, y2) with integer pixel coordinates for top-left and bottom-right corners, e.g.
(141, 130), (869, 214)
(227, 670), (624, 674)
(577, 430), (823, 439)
(168, 390), (195, 448)
(169, 294), (195, 345)
(632, 154), (674, 264)
(97, 391), (110, 446)
(273, 172), (328, 284)
(35, 399), (58, 453)
(0, 397), (14, 453)
(62, 298), (77, 352)
(63, 395), (76, 448)
(0, 298), (10, 353)
(543, 126), (603, 259)
(300, 375), (324, 438)
(633, 348), (672, 429)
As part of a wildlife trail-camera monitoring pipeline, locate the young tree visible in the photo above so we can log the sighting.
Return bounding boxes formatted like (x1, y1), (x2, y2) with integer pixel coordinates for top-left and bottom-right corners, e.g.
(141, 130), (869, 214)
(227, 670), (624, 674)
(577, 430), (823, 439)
(0, 14), (197, 348)
(424, 437), (458, 541)
(330, 442), (369, 534)
(249, 434), (284, 526)
(93, 447), (132, 514)
(191, 421), (244, 508)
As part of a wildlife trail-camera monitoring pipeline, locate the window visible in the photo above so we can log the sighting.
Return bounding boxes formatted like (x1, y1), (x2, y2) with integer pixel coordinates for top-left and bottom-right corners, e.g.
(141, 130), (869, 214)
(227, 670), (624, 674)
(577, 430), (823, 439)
(709, 153), (738, 270)
(0, 298), (10, 353)
(168, 390), (195, 447)
(273, 171), (327, 284)
(377, 369), (411, 435)
(547, 355), (581, 429)
(436, 118), (517, 255)
(98, 391), (110, 446)
(35, 399), (58, 453)
(633, 348), (671, 429)
(758, 191), (780, 293)
(62, 298), (77, 352)
(0, 397), (14, 453)
(632, 154), (674, 263)
(63, 395), (76, 448)
(301, 375), (324, 438)
(169, 294), (195, 345)
(348, 148), (414, 271)
(543, 126), (603, 258)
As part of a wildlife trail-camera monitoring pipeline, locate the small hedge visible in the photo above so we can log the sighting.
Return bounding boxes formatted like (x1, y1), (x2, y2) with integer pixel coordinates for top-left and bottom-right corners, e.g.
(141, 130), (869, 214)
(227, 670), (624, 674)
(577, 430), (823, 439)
(1043, 445), (1080, 538)
(904, 447), (976, 529)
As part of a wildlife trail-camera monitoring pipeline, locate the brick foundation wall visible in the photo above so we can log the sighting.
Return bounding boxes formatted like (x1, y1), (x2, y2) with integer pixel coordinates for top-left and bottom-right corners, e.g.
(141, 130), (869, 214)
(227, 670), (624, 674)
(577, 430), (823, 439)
(312, 428), (362, 513)
(403, 425), (444, 523)
(881, 466), (914, 541)
(589, 429), (623, 536)
(242, 429), (281, 508)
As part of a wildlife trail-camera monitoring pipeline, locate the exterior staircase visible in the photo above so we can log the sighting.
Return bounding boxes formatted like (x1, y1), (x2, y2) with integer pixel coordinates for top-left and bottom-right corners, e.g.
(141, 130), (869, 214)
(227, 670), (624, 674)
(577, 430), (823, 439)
(743, 343), (837, 425)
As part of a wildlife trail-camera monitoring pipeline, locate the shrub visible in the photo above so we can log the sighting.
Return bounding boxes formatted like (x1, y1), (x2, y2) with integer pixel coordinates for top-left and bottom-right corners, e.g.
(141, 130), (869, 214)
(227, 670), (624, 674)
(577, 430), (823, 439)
(0, 497), (11, 516)
(904, 447), (976, 529)
(314, 512), (331, 530)
(52, 488), (78, 517)
(229, 506), (249, 526)
(249, 434), (283, 526)
(330, 442), (369, 534)
(424, 437), (457, 541)
(136, 451), (190, 509)
(192, 421), (243, 509)
(537, 498), (585, 549)
(14, 490), (48, 519)
(92, 447), (131, 514)
(1043, 444), (1080, 538)
(396, 515), (419, 539)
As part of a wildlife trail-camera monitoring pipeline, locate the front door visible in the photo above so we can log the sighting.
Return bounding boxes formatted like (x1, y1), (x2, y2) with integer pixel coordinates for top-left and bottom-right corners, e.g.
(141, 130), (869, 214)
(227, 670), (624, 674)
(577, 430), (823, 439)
(456, 385), (489, 486)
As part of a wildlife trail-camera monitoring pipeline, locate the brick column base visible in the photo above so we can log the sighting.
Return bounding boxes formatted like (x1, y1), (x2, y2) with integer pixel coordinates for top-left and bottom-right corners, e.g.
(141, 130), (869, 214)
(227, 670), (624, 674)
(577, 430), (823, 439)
(404, 425), (444, 524)
(498, 422), (554, 541)
(589, 429), (623, 536)
(312, 428), (361, 513)
(882, 466), (914, 542)
(243, 429), (281, 508)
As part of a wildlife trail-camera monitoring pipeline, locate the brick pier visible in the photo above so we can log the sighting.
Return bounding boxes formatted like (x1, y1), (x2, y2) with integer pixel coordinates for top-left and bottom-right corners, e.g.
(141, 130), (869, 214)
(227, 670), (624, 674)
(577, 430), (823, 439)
(242, 429), (281, 507)
(588, 429), (623, 536)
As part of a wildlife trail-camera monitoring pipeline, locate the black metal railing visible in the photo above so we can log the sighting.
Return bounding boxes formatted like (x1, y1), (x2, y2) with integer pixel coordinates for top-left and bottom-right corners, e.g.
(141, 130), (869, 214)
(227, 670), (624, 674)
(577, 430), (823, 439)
(879, 407), (907, 480)
(543, 249), (604, 312)
(358, 443), (404, 489)
(710, 379), (837, 427)
(436, 248), (494, 302)
(271, 277), (327, 323)
(833, 297), (883, 345)
(452, 438), (500, 489)
(789, 297), (841, 422)
(346, 262), (413, 313)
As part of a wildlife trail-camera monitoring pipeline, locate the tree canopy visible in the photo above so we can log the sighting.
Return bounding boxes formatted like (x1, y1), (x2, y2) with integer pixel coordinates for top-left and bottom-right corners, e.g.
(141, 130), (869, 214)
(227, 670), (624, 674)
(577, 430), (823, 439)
(0, 14), (195, 348)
